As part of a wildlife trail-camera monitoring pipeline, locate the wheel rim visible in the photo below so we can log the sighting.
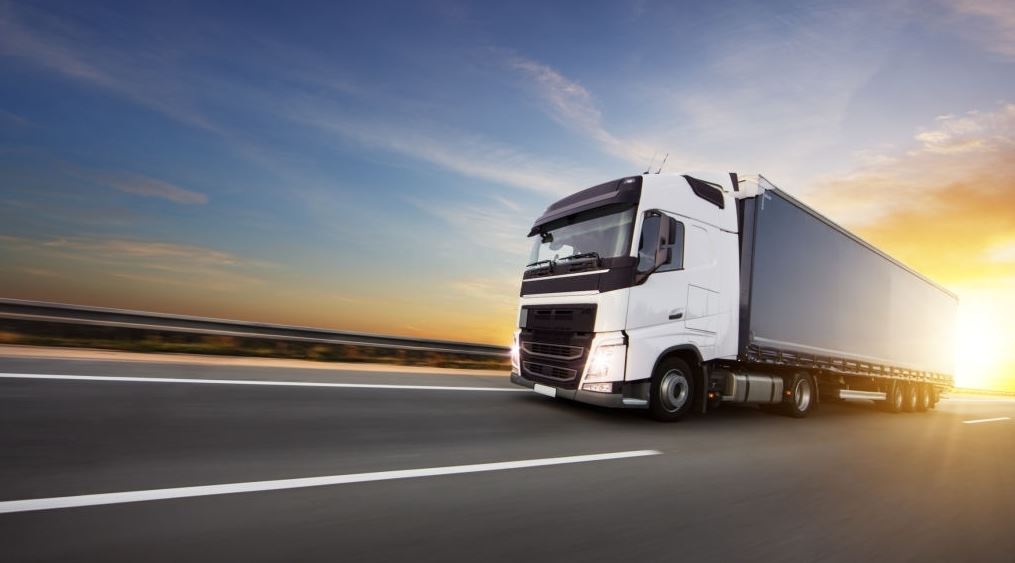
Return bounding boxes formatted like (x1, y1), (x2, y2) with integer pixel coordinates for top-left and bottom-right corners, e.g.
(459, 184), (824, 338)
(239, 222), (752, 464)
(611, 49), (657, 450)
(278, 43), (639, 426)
(908, 386), (917, 409)
(893, 386), (903, 410)
(920, 387), (930, 409)
(659, 369), (690, 413)
(794, 378), (812, 412)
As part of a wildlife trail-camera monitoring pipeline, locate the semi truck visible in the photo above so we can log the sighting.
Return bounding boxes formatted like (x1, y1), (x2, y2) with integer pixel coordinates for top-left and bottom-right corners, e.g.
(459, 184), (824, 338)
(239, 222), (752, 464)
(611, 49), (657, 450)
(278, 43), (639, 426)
(509, 173), (956, 421)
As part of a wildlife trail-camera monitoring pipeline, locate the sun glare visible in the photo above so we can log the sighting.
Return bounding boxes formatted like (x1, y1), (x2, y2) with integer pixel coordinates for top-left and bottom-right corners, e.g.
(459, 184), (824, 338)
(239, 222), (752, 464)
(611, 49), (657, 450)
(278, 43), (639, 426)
(953, 290), (1007, 390)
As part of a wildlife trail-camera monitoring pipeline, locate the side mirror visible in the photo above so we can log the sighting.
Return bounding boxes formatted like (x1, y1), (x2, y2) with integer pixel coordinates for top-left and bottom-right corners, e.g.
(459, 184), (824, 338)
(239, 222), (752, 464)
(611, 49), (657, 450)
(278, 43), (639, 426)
(656, 241), (673, 268)
(636, 212), (674, 284)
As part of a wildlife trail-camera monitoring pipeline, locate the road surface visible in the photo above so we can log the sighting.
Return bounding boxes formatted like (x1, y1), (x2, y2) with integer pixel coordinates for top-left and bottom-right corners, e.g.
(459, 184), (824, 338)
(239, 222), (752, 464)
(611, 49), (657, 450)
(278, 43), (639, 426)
(1, 351), (1013, 562)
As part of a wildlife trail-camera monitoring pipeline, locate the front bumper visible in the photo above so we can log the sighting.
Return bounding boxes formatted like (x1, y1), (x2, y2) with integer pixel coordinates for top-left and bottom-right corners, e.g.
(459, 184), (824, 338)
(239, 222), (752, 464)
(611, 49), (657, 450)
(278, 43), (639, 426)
(511, 371), (647, 409)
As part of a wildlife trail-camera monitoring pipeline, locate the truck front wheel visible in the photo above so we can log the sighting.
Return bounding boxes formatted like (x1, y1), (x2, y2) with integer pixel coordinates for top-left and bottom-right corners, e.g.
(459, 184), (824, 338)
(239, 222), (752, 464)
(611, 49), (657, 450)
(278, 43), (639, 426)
(649, 358), (696, 422)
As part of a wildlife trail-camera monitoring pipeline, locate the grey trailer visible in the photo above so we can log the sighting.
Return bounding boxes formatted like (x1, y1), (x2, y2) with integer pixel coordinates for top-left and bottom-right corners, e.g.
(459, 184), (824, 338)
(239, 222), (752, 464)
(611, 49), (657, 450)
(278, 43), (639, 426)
(729, 177), (956, 410)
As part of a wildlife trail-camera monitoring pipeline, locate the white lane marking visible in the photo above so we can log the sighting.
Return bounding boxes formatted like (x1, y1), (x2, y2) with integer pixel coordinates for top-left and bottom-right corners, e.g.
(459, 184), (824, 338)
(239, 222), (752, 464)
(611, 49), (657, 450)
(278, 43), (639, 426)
(0, 373), (525, 393)
(942, 397), (1015, 404)
(961, 417), (1011, 425)
(0, 450), (661, 514)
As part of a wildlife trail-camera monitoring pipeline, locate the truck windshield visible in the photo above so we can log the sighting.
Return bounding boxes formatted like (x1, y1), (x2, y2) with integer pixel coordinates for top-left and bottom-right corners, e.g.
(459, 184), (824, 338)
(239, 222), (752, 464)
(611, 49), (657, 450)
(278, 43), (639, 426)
(529, 205), (636, 265)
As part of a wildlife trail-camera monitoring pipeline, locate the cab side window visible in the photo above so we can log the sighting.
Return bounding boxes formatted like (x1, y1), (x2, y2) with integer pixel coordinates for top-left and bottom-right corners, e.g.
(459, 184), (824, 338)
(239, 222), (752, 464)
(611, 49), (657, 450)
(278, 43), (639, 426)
(658, 217), (684, 272)
(637, 213), (685, 272)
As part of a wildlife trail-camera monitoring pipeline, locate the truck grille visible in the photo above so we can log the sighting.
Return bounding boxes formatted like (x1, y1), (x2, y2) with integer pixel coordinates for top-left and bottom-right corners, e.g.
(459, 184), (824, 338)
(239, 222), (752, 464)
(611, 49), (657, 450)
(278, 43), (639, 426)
(517, 304), (596, 390)
(533, 308), (574, 321)
(522, 361), (577, 380)
(521, 342), (583, 360)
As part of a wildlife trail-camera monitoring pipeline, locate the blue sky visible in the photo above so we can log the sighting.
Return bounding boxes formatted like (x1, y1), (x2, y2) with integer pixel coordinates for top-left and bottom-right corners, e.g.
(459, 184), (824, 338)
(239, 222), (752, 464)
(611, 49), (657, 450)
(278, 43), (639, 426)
(1, 0), (1014, 387)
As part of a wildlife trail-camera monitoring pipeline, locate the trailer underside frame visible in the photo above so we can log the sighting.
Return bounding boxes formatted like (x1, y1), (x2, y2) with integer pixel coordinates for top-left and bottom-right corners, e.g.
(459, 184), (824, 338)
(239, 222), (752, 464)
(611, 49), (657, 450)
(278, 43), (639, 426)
(741, 343), (953, 387)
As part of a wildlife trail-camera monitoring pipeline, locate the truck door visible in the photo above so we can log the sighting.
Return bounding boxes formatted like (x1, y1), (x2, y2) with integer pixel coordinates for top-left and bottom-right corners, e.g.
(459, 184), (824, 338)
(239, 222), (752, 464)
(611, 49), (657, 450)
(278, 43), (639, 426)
(682, 222), (721, 335)
(625, 210), (720, 381)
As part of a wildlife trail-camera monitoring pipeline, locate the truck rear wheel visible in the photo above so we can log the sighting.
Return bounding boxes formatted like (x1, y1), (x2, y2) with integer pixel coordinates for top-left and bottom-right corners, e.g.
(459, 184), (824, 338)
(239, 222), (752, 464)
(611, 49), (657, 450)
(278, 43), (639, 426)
(903, 383), (918, 412)
(649, 358), (695, 422)
(916, 384), (931, 412)
(883, 382), (904, 413)
(778, 372), (816, 418)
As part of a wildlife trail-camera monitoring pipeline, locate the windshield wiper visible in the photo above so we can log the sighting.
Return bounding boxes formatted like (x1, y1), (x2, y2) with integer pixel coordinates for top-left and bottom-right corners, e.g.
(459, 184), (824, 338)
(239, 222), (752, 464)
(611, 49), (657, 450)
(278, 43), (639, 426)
(524, 259), (554, 276)
(554, 252), (602, 273)
(556, 252), (601, 264)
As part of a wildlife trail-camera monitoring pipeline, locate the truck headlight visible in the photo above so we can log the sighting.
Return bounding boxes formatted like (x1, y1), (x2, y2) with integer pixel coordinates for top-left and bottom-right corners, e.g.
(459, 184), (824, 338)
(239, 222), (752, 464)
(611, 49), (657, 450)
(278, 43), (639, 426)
(510, 334), (520, 372)
(584, 343), (626, 383)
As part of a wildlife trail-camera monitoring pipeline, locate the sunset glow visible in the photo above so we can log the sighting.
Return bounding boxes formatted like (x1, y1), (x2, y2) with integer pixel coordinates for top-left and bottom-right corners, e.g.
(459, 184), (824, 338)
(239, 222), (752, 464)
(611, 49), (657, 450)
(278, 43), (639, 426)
(954, 287), (1015, 390)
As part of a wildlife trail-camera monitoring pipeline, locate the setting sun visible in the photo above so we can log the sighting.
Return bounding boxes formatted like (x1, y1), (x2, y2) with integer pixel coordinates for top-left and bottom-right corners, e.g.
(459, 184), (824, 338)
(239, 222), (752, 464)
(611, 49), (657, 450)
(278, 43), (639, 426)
(953, 285), (1015, 391)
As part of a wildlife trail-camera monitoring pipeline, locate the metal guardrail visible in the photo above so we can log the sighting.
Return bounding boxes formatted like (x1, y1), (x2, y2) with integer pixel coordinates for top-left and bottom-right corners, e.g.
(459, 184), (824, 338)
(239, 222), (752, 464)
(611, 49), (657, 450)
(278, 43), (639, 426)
(0, 298), (510, 358)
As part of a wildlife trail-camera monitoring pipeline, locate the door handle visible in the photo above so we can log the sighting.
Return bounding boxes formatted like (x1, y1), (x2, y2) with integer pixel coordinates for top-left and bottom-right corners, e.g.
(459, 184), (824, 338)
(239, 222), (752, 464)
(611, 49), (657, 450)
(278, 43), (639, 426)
(668, 308), (684, 320)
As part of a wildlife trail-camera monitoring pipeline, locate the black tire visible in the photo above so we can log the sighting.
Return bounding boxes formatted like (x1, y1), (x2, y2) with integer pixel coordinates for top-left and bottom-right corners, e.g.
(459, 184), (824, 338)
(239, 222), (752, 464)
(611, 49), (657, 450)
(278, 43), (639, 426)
(778, 372), (817, 418)
(916, 384), (931, 412)
(902, 383), (918, 413)
(883, 382), (904, 413)
(649, 357), (695, 422)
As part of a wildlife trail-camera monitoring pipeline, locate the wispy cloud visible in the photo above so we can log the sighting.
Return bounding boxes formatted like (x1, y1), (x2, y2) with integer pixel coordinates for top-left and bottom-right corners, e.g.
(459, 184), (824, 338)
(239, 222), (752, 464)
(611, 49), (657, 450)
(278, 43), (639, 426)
(986, 240), (1015, 263)
(41, 238), (242, 266)
(409, 195), (532, 259)
(104, 173), (208, 205)
(0, 2), (378, 187)
(300, 110), (593, 195)
(505, 54), (655, 167)
(946, 0), (1015, 58)
(0, 3), (218, 131)
(54, 158), (211, 207)
(15, 266), (59, 278)
(2, 235), (269, 292)
(0, 3), (613, 199)
(806, 103), (1015, 226)
(642, 4), (910, 182)
(915, 105), (1015, 154)
(107, 269), (261, 293)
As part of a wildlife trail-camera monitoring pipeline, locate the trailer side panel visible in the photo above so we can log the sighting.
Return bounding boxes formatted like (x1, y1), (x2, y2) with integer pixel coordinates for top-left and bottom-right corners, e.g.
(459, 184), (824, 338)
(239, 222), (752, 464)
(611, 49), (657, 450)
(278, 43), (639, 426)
(743, 188), (956, 380)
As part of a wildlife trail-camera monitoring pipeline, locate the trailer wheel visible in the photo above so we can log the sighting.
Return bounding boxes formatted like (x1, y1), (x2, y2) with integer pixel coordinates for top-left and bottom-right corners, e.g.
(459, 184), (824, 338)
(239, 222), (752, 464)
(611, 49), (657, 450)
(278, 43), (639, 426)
(779, 373), (816, 418)
(649, 358), (695, 422)
(903, 383), (918, 412)
(883, 382), (904, 413)
(916, 384), (931, 412)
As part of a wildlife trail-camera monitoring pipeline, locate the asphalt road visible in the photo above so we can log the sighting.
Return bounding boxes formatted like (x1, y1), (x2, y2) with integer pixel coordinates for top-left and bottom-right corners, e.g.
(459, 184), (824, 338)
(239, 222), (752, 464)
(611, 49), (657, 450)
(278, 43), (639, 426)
(1, 355), (1014, 562)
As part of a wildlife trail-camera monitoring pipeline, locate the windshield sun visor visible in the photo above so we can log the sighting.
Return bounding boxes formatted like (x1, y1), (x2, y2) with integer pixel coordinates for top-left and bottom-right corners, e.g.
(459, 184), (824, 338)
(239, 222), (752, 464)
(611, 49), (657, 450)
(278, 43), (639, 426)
(528, 176), (643, 236)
